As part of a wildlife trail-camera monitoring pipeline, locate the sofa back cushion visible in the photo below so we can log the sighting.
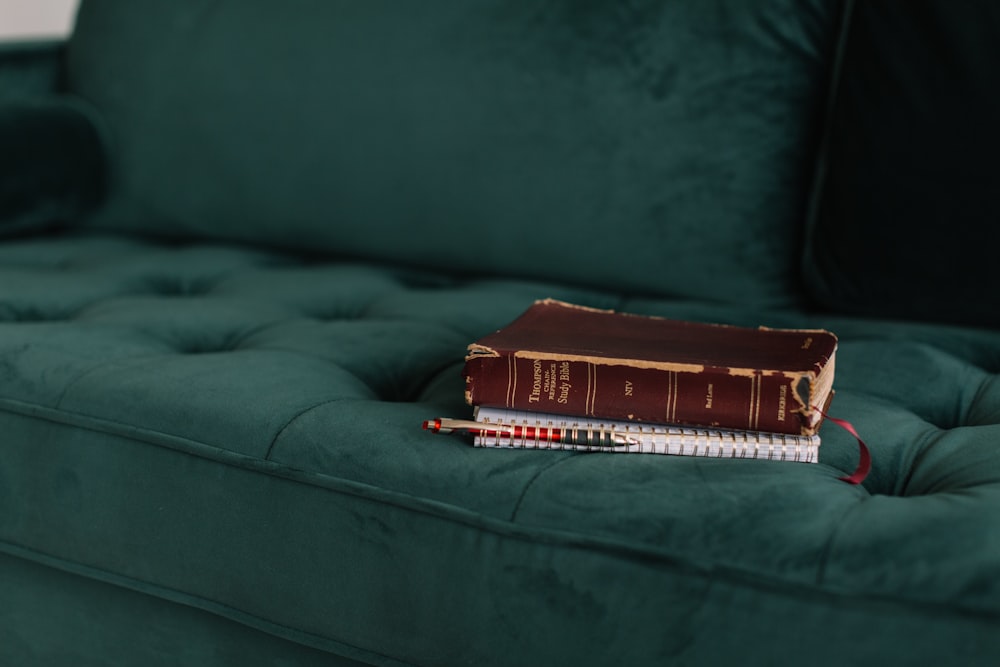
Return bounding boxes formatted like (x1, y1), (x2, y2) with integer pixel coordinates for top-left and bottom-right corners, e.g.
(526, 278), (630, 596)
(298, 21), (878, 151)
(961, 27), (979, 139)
(806, 0), (1000, 327)
(66, 0), (842, 306)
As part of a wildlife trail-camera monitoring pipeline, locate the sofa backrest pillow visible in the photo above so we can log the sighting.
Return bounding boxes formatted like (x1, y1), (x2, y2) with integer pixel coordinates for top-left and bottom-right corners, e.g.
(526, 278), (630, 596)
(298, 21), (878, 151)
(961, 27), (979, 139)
(0, 97), (107, 238)
(66, 0), (844, 307)
(806, 0), (1000, 327)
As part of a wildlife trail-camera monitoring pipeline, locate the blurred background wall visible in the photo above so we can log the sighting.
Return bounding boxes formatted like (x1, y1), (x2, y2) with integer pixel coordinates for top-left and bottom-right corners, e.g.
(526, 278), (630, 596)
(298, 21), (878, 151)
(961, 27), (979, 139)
(0, 0), (80, 39)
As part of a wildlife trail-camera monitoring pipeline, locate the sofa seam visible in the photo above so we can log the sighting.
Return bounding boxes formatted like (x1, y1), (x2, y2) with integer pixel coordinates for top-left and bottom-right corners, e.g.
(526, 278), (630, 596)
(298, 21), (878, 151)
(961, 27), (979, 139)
(508, 455), (575, 522)
(51, 353), (174, 409)
(965, 373), (998, 427)
(263, 396), (354, 461)
(813, 493), (867, 586)
(0, 539), (418, 667)
(3, 516), (999, 642)
(3, 396), (998, 619)
(0, 396), (820, 579)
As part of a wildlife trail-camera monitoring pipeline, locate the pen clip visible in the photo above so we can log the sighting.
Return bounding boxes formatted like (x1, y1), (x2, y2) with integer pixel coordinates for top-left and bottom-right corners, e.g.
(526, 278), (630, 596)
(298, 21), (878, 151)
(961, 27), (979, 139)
(423, 417), (634, 447)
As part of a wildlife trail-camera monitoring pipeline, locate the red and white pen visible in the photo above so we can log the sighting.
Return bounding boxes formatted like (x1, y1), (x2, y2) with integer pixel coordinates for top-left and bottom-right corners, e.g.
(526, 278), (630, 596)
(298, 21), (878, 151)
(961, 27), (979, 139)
(422, 418), (638, 447)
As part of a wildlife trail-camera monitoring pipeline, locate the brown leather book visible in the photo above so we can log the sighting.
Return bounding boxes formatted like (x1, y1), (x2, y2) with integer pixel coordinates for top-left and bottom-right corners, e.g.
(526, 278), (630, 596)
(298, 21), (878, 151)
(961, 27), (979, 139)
(464, 300), (837, 436)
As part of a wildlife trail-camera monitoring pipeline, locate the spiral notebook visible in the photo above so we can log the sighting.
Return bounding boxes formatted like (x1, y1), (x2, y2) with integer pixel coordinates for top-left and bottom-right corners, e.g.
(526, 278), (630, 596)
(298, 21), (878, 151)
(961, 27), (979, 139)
(472, 407), (821, 463)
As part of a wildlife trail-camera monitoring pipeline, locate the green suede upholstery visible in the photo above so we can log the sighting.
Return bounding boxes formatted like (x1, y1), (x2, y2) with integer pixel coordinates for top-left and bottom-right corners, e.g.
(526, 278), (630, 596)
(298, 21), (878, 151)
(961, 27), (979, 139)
(3, 1), (1000, 666)
(66, 0), (840, 307)
(1, 234), (1000, 664)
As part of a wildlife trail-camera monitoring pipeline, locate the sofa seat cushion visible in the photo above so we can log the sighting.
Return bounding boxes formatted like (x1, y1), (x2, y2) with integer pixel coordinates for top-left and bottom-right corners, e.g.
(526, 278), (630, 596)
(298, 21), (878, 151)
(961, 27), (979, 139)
(2, 233), (1000, 665)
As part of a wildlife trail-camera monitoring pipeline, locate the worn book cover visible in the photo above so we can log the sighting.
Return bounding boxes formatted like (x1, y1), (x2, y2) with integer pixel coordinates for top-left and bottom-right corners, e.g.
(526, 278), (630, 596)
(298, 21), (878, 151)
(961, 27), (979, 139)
(464, 299), (837, 436)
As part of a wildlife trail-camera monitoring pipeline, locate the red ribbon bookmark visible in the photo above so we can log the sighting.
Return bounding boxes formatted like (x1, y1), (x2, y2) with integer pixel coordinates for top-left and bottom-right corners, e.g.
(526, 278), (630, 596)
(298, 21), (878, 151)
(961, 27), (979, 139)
(813, 406), (871, 485)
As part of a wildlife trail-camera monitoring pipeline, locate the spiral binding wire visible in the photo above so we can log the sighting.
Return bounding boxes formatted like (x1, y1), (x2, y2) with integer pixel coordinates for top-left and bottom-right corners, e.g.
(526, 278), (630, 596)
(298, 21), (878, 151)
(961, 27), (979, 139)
(473, 408), (820, 463)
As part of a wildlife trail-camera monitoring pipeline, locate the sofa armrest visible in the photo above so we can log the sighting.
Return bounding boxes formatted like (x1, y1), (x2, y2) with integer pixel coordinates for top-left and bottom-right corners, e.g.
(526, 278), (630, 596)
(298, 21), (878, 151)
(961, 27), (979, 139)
(0, 96), (107, 238)
(0, 40), (108, 239)
(0, 39), (66, 100)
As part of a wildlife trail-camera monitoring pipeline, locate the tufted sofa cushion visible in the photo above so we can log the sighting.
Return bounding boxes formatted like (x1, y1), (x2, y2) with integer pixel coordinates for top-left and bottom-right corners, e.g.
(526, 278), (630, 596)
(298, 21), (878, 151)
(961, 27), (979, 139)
(64, 0), (843, 307)
(2, 233), (1000, 664)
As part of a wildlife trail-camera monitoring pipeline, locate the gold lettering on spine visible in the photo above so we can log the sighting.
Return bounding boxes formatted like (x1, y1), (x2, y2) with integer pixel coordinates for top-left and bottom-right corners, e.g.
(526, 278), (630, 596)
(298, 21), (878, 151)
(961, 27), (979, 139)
(777, 384), (787, 422)
(557, 361), (571, 404)
(545, 362), (557, 401)
(528, 359), (543, 403)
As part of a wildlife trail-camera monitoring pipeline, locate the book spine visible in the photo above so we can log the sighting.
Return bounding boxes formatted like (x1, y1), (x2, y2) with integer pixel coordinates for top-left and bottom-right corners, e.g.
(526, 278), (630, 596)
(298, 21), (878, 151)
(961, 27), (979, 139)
(464, 355), (812, 436)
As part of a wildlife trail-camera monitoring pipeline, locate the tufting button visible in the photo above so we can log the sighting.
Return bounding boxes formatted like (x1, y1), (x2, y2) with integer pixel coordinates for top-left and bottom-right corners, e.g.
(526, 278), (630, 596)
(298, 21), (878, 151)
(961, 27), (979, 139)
(177, 336), (243, 355)
(394, 270), (459, 289)
(145, 276), (213, 297)
(309, 308), (363, 322)
(0, 306), (66, 322)
(164, 328), (250, 355)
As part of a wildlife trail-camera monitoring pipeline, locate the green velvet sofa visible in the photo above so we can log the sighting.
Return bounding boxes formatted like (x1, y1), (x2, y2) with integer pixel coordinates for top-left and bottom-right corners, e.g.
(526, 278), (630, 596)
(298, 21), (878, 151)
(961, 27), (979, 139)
(3, 1), (999, 665)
